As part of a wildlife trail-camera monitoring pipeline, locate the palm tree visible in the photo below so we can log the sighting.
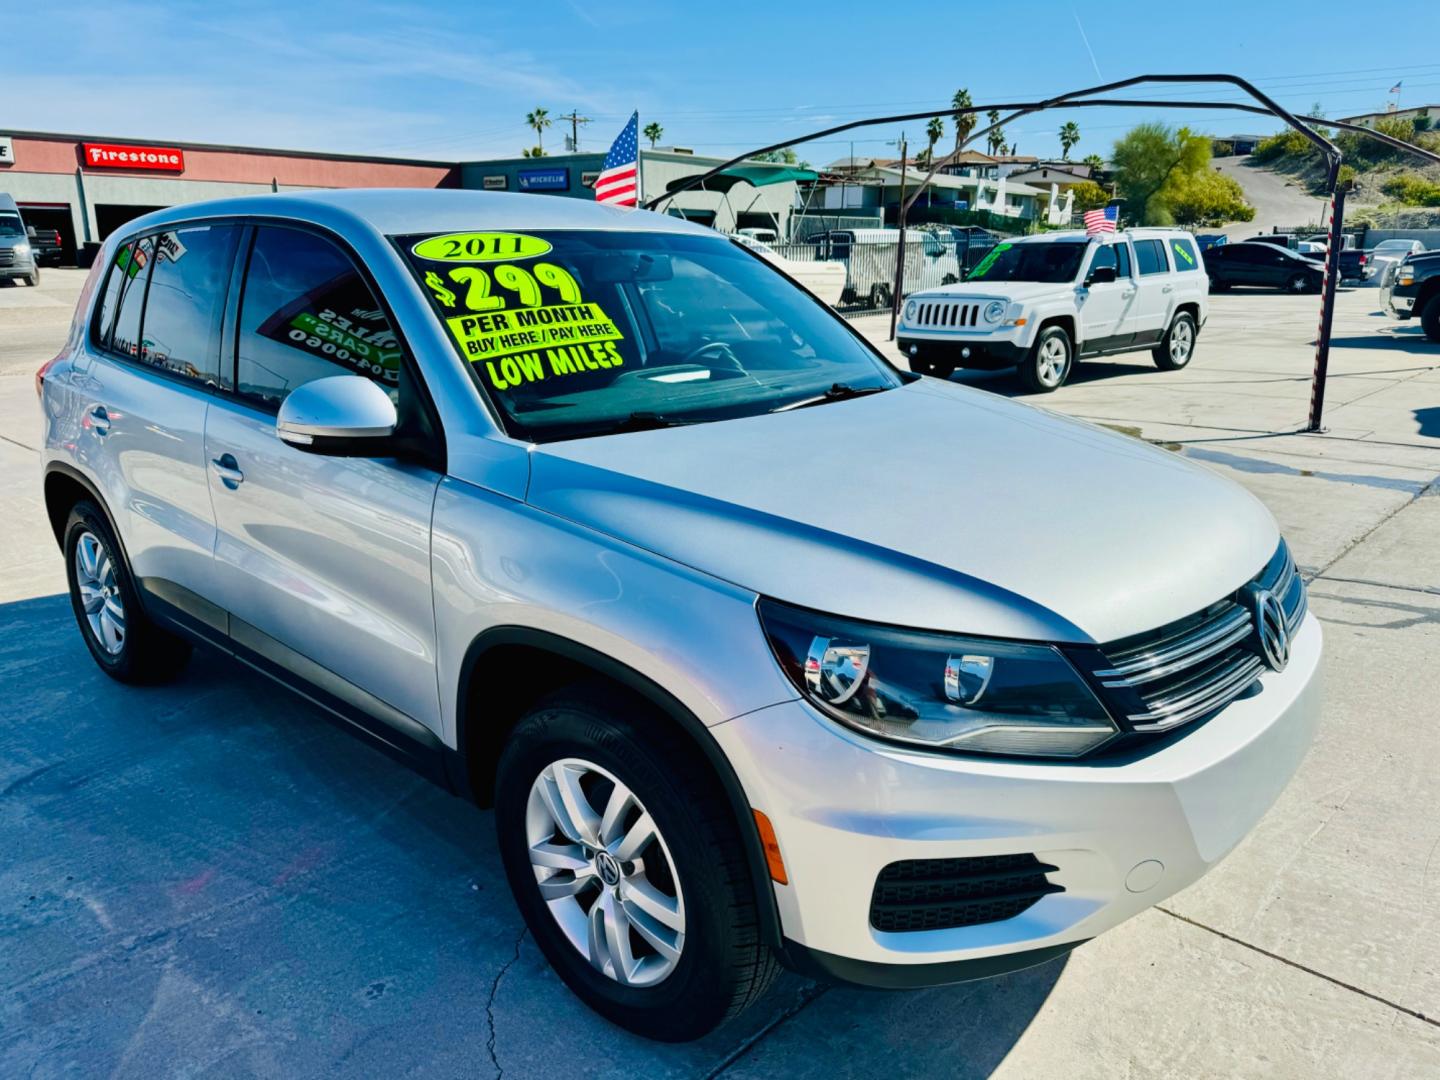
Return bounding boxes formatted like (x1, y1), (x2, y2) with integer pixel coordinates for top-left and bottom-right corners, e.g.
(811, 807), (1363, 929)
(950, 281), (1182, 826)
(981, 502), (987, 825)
(924, 116), (944, 167)
(525, 107), (551, 153)
(951, 88), (975, 153)
(1059, 121), (1081, 159)
(985, 110), (1005, 155)
(521, 146), (546, 158)
(643, 121), (663, 148)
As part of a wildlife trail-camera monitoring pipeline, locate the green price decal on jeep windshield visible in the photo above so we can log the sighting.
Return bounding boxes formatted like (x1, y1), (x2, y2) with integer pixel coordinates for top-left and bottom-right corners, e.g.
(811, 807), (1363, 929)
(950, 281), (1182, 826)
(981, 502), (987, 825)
(402, 231), (626, 391)
(968, 242), (1011, 280)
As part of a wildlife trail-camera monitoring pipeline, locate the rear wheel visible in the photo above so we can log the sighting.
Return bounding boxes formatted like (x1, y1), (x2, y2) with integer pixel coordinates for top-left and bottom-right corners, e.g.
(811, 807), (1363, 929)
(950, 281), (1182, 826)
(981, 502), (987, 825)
(868, 282), (892, 309)
(1153, 311), (1197, 370)
(63, 501), (192, 683)
(1020, 326), (1073, 393)
(1286, 272), (1309, 294)
(1420, 295), (1440, 343)
(494, 686), (778, 1041)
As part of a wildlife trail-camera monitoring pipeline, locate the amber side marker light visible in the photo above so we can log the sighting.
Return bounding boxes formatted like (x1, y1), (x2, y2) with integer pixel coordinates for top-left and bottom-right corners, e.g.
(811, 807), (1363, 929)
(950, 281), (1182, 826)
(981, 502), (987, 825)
(752, 808), (789, 885)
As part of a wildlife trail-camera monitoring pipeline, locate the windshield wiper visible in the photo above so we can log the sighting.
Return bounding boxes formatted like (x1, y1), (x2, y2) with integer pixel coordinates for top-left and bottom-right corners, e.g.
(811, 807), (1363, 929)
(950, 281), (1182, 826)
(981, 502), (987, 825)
(588, 411), (699, 436)
(772, 383), (890, 413)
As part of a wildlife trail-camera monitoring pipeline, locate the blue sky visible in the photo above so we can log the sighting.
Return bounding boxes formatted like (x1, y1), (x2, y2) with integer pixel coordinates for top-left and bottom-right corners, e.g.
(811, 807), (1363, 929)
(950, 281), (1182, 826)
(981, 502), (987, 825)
(9, 1), (1440, 165)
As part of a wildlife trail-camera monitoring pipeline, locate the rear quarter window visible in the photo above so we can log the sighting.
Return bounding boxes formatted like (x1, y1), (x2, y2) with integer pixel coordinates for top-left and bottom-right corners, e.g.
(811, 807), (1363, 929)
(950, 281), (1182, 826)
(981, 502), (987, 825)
(1134, 239), (1170, 276)
(1169, 238), (1201, 272)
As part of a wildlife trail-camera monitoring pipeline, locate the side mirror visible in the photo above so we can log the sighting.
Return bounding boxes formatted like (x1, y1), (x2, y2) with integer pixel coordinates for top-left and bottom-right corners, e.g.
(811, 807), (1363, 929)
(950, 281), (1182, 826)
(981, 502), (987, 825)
(277, 375), (397, 456)
(1086, 265), (1118, 286)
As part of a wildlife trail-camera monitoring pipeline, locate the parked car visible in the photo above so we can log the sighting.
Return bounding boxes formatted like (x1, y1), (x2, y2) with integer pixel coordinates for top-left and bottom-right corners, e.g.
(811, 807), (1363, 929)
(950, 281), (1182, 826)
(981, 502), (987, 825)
(0, 193), (41, 286)
(1365, 238), (1427, 282)
(1204, 241), (1325, 293)
(729, 231), (846, 307)
(1250, 233), (1297, 250)
(1379, 249), (1440, 341)
(39, 191), (1321, 1041)
(25, 225), (64, 266)
(897, 228), (1209, 391)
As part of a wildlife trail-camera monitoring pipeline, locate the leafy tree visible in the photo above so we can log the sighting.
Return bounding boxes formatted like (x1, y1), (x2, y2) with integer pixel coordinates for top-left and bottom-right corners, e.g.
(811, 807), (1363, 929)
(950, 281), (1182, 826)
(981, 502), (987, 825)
(1169, 172), (1255, 226)
(1109, 123), (1214, 225)
(1082, 153), (1105, 173)
(951, 89), (975, 153)
(643, 121), (664, 148)
(525, 107), (551, 153)
(1070, 180), (1110, 212)
(753, 147), (811, 169)
(521, 146), (547, 158)
(1059, 121), (1081, 159)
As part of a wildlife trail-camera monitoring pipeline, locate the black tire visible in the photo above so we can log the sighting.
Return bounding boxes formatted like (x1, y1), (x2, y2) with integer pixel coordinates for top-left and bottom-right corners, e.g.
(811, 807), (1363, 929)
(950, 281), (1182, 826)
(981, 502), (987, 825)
(1285, 272), (1309, 294)
(1419, 295), (1440, 343)
(1153, 311), (1198, 371)
(63, 500), (192, 684)
(26, 268), (40, 287)
(494, 685), (779, 1042)
(1019, 325), (1073, 393)
(868, 282), (891, 309)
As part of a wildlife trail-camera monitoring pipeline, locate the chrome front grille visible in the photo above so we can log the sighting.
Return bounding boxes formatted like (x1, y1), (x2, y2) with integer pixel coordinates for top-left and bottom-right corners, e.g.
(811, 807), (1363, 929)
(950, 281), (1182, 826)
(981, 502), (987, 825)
(913, 300), (980, 328)
(1092, 542), (1307, 733)
(0, 248), (13, 267)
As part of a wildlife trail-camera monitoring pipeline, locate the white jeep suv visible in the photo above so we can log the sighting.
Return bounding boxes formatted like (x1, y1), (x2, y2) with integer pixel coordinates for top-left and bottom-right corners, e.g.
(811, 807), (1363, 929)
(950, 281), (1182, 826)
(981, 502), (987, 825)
(897, 228), (1209, 391)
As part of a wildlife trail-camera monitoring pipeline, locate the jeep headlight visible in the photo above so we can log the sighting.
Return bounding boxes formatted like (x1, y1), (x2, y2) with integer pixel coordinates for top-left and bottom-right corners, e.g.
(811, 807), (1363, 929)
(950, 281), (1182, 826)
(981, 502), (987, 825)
(759, 600), (1119, 758)
(13, 242), (30, 257)
(984, 300), (1006, 323)
(904, 300), (917, 321)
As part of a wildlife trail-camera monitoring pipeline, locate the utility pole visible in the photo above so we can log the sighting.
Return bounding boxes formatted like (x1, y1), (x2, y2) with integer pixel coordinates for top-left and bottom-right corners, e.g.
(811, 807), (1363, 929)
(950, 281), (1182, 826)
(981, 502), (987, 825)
(558, 110), (592, 153)
(890, 133), (908, 340)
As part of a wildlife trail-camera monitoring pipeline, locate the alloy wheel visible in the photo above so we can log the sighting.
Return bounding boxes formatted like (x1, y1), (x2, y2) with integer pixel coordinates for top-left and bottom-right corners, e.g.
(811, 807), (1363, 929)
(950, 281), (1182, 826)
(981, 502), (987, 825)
(1169, 320), (1193, 364)
(525, 757), (686, 987)
(1037, 335), (1070, 387)
(75, 531), (125, 655)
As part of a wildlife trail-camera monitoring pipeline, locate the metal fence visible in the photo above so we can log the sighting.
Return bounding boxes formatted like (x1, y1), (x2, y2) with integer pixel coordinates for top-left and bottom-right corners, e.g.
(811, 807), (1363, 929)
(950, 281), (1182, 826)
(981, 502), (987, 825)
(768, 234), (1002, 319)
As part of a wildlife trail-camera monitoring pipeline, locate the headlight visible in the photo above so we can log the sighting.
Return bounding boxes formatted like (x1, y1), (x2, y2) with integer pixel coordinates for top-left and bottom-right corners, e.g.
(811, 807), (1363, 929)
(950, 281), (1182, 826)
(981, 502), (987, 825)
(904, 300), (917, 321)
(984, 300), (1006, 323)
(13, 242), (30, 256)
(759, 600), (1119, 758)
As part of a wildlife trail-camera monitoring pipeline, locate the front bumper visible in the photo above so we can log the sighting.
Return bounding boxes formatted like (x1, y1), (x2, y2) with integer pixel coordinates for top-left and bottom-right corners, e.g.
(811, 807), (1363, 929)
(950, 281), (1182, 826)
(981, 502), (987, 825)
(1386, 291), (1415, 319)
(897, 335), (1029, 370)
(716, 613), (1323, 986)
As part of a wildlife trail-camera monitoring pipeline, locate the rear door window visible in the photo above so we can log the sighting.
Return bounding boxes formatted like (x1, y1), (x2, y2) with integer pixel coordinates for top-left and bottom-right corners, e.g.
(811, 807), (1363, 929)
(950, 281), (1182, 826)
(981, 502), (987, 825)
(109, 236), (157, 359)
(1169, 237), (1201, 272)
(137, 224), (240, 386)
(235, 225), (402, 409)
(92, 242), (133, 347)
(1134, 239), (1169, 276)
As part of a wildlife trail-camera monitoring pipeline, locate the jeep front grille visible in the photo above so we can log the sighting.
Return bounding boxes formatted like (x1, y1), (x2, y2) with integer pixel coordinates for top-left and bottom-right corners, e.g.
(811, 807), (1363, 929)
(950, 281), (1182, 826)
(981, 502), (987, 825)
(0, 249), (13, 267)
(870, 854), (1062, 933)
(912, 300), (980, 328)
(1090, 541), (1307, 733)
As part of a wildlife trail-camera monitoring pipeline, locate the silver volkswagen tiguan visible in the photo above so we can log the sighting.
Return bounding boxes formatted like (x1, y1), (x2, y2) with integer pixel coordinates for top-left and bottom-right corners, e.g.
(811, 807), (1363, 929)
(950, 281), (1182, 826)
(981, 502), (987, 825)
(38, 190), (1323, 1041)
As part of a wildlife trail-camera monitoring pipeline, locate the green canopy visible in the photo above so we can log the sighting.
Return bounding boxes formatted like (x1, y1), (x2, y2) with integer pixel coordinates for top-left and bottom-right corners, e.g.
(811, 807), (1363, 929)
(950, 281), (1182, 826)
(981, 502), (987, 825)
(665, 164), (818, 194)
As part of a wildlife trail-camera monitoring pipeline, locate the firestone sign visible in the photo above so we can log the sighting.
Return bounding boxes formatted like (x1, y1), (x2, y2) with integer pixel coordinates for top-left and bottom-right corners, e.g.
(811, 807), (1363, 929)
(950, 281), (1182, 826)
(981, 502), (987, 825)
(82, 142), (185, 172)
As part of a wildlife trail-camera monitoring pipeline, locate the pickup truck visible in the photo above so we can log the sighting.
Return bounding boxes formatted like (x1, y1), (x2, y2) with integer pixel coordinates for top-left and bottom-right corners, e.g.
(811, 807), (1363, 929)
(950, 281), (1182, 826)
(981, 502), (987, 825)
(1381, 250), (1440, 341)
(25, 227), (63, 266)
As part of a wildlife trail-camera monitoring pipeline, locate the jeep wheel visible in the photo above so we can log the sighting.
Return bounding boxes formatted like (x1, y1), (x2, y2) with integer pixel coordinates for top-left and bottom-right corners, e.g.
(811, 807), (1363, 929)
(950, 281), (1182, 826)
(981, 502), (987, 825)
(26, 268), (40, 287)
(1020, 326), (1073, 393)
(1153, 311), (1197, 371)
(1421, 295), (1440, 343)
(64, 500), (192, 683)
(494, 685), (779, 1041)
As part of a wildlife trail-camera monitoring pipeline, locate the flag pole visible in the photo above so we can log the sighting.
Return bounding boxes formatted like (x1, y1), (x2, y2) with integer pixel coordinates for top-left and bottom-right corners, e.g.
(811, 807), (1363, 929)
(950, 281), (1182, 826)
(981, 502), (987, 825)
(635, 113), (645, 209)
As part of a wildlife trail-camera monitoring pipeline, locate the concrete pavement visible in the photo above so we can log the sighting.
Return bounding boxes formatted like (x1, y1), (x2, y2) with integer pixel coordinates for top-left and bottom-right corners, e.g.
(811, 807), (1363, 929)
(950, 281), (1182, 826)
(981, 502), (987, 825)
(3, 271), (1440, 1077)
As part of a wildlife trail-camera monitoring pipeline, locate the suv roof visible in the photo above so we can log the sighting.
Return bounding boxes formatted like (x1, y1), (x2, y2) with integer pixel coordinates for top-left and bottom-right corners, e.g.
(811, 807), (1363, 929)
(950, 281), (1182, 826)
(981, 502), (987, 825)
(99, 188), (713, 243)
(1006, 227), (1195, 246)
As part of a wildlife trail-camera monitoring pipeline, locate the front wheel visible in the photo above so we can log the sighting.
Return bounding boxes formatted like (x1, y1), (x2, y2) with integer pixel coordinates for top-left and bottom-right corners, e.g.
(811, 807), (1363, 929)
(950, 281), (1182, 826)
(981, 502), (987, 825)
(1419, 295), (1440, 343)
(1286, 273), (1310, 294)
(1019, 326), (1073, 393)
(494, 686), (779, 1041)
(1153, 311), (1197, 370)
(26, 268), (40, 287)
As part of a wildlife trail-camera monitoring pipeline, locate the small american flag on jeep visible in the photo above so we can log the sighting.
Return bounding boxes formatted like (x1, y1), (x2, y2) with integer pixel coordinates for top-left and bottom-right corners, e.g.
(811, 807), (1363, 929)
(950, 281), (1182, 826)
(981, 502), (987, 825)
(1083, 206), (1118, 235)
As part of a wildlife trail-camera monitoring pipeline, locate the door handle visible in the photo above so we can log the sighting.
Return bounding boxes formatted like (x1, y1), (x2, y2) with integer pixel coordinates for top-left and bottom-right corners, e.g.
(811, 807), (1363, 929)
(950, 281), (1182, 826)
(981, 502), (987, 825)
(88, 406), (110, 435)
(1121, 288), (1136, 298)
(211, 453), (245, 489)
(1161, 284), (1174, 294)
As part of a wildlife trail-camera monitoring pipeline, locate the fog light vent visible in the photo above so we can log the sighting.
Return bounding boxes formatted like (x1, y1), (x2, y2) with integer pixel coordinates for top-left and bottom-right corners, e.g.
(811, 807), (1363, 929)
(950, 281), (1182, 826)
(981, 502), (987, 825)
(869, 853), (1061, 933)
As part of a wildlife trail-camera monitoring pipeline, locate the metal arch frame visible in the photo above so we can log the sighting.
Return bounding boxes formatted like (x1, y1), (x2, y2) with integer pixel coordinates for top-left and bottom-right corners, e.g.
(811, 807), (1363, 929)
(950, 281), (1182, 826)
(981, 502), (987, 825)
(645, 74), (1440, 432)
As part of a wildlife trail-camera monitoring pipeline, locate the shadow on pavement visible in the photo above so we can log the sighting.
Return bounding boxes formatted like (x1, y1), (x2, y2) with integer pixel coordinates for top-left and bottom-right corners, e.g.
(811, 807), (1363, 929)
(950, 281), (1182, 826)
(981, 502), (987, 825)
(0, 593), (1062, 1078)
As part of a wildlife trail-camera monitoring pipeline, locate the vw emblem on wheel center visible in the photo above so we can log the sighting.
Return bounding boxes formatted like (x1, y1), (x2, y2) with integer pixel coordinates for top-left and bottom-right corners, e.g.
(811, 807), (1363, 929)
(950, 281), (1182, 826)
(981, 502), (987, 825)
(595, 850), (622, 887)
(1250, 587), (1291, 673)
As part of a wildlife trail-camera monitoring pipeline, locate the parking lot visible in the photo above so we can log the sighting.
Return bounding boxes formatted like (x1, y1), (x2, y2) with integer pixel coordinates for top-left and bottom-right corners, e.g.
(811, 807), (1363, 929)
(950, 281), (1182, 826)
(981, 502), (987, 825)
(3, 269), (1440, 1078)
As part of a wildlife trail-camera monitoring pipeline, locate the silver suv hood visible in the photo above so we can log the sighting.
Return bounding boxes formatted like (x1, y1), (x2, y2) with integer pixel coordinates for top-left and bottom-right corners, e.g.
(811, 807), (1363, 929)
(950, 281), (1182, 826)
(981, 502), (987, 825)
(527, 380), (1277, 644)
(913, 281), (1072, 304)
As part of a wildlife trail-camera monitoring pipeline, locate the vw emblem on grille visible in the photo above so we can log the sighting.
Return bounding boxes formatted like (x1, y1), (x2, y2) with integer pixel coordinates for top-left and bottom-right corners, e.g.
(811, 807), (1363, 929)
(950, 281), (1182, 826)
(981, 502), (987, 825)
(1249, 587), (1291, 673)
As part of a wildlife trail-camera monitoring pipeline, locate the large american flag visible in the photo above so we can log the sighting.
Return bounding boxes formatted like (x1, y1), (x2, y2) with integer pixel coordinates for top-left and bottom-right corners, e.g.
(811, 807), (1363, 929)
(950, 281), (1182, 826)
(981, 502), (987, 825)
(595, 112), (640, 208)
(1083, 205), (1118, 235)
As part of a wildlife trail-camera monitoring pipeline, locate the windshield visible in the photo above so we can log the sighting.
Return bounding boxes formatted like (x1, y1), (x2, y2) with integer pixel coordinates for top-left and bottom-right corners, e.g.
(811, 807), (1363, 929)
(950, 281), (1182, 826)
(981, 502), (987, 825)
(0, 214), (24, 237)
(1375, 240), (1416, 253)
(966, 241), (1087, 283)
(397, 229), (898, 441)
